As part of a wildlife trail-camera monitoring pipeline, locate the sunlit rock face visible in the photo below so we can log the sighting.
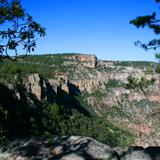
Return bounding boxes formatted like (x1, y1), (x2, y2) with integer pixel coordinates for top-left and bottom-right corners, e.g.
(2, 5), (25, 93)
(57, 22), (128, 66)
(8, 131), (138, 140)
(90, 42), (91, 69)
(26, 74), (42, 100)
(74, 54), (97, 68)
(64, 54), (97, 68)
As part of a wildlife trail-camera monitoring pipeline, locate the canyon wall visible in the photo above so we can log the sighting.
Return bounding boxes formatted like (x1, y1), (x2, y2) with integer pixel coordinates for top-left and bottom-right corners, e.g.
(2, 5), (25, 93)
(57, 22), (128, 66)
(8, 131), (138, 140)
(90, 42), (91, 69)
(10, 54), (160, 147)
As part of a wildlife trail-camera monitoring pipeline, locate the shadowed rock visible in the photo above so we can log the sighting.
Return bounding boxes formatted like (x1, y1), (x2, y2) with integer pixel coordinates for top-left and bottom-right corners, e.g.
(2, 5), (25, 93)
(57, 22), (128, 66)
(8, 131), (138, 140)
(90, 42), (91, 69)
(119, 146), (160, 160)
(0, 136), (119, 160)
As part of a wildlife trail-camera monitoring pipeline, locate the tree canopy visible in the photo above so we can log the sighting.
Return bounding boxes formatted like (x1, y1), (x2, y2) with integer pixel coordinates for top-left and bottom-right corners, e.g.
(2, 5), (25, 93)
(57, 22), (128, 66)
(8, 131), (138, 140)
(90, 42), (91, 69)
(130, 0), (160, 61)
(0, 0), (45, 61)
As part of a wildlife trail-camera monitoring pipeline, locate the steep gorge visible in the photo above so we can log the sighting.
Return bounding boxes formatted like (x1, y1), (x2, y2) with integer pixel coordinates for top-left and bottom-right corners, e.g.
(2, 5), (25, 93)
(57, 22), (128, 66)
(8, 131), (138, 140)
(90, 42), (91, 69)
(0, 53), (160, 147)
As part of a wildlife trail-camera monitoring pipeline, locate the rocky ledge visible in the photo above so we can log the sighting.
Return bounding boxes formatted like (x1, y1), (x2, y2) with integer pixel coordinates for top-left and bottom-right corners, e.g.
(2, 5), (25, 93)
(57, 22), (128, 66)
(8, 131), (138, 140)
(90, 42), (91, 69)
(0, 136), (160, 160)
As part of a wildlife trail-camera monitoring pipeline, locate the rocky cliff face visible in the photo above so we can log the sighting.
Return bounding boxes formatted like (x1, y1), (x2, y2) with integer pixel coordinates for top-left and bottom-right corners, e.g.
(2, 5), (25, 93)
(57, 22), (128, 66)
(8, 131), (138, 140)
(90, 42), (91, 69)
(26, 74), (42, 100)
(62, 54), (97, 68)
(6, 54), (160, 147)
(74, 54), (97, 68)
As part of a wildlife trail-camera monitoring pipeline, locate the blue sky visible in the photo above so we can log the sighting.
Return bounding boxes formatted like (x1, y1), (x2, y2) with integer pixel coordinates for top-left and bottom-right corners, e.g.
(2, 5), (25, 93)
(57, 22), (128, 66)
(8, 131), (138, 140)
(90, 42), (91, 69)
(22, 0), (159, 61)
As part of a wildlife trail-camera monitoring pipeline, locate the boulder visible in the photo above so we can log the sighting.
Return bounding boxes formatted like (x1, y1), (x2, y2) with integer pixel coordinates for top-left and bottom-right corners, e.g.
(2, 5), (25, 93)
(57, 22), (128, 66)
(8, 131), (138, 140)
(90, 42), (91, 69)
(0, 136), (119, 160)
(1, 137), (160, 160)
(119, 146), (160, 160)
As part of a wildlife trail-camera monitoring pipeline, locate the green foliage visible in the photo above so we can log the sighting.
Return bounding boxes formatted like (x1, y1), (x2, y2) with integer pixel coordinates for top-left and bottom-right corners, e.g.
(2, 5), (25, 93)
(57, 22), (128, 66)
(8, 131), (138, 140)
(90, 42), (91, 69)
(155, 64), (160, 73)
(47, 110), (134, 147)
(125, 76), (156, 94)
(0, 80), (135, 147)
(114, 61), (157, 69)
(105, 79), (123, 89)
(0, 60), (55, 82)
(75, 95), (97, 117)
(0, 54), (136, 147)
(0, 0), (45, 60)
(0, 105), (8, 143)
(42, 131), (53, 146)
(130, 0), (160, 60)
(146, 65), (154, 73)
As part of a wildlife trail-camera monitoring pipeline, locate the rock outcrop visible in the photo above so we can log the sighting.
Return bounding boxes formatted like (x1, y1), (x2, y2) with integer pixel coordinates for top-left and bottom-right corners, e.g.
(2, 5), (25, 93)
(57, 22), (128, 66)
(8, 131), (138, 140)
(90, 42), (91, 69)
(64, 54), (97, 68)
(1, 136), (160, 160)
(74, 54), (97, 68)
(0, 136), (119, 160)
(26, 74), (42, 100)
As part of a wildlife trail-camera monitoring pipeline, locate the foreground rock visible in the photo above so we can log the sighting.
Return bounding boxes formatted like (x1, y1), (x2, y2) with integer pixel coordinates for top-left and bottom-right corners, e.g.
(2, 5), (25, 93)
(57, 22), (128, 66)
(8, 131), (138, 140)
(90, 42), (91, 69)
(0, 136), (160, 160)
(0, 136), (119, 160)
(119, 146), (160, 160)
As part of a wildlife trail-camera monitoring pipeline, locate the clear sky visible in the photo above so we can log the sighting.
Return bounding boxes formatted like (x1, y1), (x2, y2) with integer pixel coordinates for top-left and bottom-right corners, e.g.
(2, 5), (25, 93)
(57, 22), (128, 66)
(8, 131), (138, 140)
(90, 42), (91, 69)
(22, 0), (159, 61)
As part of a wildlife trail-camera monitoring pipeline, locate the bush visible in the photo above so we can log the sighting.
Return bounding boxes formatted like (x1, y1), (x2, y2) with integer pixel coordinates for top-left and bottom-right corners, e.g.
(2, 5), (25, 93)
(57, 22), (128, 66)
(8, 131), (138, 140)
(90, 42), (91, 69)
(125, 76), (156, 94)
(105, 79), (123, 89)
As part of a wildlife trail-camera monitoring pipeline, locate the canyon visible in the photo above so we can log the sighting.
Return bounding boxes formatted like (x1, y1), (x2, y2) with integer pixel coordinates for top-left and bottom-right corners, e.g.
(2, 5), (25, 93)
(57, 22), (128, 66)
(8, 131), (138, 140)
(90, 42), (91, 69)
(17, 54), (160, 147)
(0, 53), (160, 159)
